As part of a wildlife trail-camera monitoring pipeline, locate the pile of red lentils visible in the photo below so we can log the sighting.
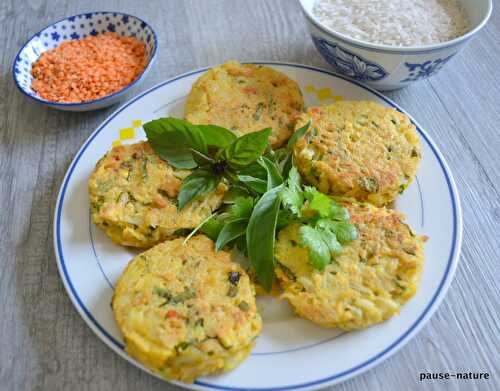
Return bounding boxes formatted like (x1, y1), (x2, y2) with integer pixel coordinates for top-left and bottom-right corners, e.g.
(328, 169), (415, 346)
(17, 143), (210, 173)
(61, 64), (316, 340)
(31, 32), (147, 103)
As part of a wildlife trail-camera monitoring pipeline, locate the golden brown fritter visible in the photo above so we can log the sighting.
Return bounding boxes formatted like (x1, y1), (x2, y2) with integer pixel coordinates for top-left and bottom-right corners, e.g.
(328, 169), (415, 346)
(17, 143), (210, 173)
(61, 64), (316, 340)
(112, 235), (262, 382)
(293, 102), (421, 206)
(89, 142), (226, 247)
(275, 200), (426, 330)
(185, 61), (304, 148)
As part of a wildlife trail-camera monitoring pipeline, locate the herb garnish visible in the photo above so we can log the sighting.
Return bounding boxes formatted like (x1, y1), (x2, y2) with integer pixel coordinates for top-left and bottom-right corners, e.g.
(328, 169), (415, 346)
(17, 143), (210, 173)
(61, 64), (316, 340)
(144, 117), (270, 207)
(144, 118), (357, 290)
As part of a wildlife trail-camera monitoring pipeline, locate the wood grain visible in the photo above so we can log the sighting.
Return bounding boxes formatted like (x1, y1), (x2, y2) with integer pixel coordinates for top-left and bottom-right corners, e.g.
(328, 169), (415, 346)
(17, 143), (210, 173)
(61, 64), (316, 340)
(0, 1), (498, 390)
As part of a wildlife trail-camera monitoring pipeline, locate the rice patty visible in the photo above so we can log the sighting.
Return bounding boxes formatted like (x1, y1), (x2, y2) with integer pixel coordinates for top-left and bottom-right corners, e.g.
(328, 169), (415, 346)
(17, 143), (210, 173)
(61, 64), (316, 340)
(275, 201), (425, 330)
(293, 102), (421, 206)
(185, 61), (304, 148)
(89, 142), (226, 247)
(112, 235), (262, 382)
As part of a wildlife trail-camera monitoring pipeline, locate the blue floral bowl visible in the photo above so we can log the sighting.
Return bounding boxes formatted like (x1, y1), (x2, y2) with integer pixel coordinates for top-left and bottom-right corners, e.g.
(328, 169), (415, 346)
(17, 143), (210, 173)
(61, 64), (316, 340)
(299, 0), (492, 91)
(12, 11), (158, 111)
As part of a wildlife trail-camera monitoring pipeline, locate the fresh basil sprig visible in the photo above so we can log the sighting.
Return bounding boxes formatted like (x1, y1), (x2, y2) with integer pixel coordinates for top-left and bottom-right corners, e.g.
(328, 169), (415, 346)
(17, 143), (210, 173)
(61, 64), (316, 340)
(144, 118), (272, 208)
(143, 118), (208, 169)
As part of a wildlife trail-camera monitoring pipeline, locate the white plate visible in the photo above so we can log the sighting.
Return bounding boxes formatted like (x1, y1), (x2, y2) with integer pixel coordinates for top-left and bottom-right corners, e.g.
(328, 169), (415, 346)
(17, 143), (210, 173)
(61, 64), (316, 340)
(54, 63), (462, 390)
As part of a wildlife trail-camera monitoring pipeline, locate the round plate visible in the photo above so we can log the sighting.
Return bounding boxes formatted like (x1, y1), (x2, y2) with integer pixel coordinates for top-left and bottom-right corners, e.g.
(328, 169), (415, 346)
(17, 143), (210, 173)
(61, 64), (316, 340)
(54, 63), (462, 390)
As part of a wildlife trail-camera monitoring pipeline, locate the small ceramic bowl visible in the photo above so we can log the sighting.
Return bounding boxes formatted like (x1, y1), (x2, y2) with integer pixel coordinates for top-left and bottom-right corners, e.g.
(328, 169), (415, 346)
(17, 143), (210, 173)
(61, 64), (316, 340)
(12, 11), (158, 111)
(299, 0), (492, 91)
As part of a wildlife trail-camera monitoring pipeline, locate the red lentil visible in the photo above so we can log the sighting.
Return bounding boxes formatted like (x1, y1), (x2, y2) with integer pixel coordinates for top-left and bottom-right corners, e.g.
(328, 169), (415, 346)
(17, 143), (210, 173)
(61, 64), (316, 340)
(31, 32), (147, 103)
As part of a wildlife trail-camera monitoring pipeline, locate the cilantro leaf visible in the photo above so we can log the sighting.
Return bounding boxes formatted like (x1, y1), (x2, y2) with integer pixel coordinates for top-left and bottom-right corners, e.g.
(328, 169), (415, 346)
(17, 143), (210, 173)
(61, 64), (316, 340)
(229, 197), (255, 219)
(317, 220), (357, 243)
(330, 202), (350, 221)
(298, 225), (330, 270)
(304, 187), (332, 217)
(280, 167), (303, 216)
(318, 228), (342, 254)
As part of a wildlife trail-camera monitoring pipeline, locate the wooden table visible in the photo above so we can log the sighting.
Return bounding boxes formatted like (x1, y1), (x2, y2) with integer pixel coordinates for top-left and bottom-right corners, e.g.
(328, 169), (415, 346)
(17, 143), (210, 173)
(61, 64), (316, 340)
(1, 1), (499, 390)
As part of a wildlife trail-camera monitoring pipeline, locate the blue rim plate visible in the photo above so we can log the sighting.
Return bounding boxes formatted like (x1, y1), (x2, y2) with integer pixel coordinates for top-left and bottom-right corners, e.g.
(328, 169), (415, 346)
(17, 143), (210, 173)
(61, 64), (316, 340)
(53, 62), (462, 390)
(12, 11), (158, 111)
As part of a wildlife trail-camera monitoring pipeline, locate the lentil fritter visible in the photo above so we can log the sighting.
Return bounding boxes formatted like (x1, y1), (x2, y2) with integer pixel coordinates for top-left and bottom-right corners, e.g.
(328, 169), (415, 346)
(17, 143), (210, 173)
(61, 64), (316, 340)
(275, 200), (426, 330)
(89, 142), (226, 247)
(185, 61), (304, 149)
(112, 235), (262, 382)
(293, 101), (421, 206)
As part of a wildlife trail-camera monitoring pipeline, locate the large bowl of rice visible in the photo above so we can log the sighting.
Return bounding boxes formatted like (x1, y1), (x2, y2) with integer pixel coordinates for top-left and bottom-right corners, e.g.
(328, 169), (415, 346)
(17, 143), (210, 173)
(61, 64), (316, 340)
(299, 0), (492, 91)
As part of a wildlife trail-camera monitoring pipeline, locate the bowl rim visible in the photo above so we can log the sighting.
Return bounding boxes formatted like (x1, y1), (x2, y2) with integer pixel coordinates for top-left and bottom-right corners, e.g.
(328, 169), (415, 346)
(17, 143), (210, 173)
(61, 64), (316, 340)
(298, 0), (493, 54)
(11, 10), (158, 108)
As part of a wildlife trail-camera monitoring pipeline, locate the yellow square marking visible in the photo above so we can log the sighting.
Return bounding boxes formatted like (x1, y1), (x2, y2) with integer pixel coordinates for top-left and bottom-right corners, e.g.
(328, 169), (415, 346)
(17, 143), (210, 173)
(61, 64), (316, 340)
(132, 120), (142, 128)
(316, 88), (334, 101)
(112, 140), (122, 147)
(304, 85), (315, 93)
(119, 128), (135, 140)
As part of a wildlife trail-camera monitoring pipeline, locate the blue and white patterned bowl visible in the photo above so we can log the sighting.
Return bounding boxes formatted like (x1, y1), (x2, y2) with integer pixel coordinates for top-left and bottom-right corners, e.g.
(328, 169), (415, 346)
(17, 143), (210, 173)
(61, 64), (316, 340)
(12, 11), (158, 111)
(299, 0), (492, 91)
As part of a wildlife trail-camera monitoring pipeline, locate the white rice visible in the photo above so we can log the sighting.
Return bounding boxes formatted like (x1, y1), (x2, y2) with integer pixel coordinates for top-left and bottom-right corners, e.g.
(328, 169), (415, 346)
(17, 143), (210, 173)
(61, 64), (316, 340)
(312, 0), (470, 47)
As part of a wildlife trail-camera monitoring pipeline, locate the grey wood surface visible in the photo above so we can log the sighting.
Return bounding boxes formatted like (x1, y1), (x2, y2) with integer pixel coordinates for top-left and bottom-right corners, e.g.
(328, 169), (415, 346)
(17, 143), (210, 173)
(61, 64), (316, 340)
(1, 0), (499, 390)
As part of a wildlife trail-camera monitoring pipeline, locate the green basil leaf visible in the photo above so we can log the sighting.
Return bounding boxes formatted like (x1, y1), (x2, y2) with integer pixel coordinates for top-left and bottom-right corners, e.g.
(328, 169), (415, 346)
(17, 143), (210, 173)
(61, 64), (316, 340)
(197, 124), (237, 147)
(200, 216), (224, 241)
(223, 128), (271, 167)
(237, 161), (268, 180)
(178, 168), (218, 209)
(299, 225), (330, 270)
(237, 175), (267, 194)
(282, 153), (293, 179)
(265, 148), (288, 164)
(287, 121), (311, 150)
(246, 185), (283, 291)
(222, 186), (251, 203)
(191, 148), (215, 166)
(258, 156), (283, 190)
(144, 118), (208, 169)
(215, 218), (248, 251)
